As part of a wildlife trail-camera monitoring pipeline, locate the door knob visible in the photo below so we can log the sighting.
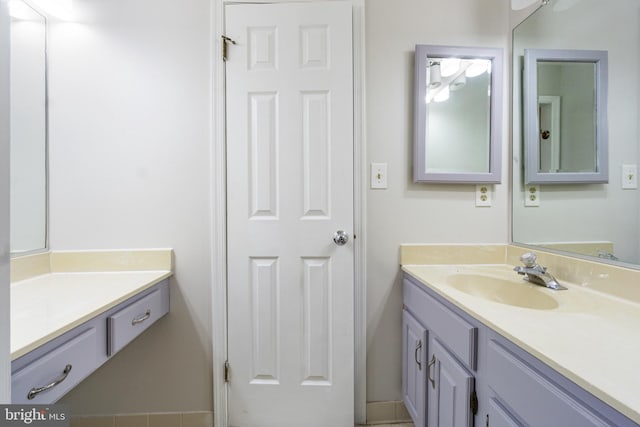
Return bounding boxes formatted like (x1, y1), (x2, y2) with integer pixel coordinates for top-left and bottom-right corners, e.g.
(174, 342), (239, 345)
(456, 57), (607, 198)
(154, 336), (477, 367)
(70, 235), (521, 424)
(333, 230), (349, 246)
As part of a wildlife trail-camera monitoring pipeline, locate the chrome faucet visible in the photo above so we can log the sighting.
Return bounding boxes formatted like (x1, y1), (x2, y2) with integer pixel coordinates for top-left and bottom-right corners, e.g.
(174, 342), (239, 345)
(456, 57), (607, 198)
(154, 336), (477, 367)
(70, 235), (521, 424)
(513, 252), (567, 290)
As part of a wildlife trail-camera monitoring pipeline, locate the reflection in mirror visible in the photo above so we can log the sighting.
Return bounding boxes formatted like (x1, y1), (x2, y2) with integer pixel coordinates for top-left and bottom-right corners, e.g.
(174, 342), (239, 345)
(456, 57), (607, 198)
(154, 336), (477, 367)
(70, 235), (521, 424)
(523, 48), (608, 183)
(414, 45), (503, 183)
(9, 0), (47, 254)
(512, 0), (640, 267)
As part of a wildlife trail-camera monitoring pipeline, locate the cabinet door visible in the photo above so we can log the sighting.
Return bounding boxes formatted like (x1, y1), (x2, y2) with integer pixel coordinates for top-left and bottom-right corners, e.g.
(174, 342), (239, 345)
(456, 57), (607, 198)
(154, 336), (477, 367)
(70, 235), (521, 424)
(428, 338), (474, 427)
(403, 310), (427, 427)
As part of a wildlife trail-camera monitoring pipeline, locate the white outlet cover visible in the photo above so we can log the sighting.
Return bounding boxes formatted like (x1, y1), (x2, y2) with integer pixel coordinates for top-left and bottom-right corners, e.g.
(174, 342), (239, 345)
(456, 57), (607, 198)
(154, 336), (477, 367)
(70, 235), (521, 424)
(525, 185), (540, 207)
(475, 185), (492, 207)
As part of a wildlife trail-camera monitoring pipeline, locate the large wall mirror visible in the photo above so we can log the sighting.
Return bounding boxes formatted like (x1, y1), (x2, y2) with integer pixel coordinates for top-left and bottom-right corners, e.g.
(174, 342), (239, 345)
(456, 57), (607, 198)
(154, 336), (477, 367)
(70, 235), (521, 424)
(523, 48), (608, 183)
(513, 0), (640, 266)
(414, 44), (503, 183)
(9, 0), (48, 254)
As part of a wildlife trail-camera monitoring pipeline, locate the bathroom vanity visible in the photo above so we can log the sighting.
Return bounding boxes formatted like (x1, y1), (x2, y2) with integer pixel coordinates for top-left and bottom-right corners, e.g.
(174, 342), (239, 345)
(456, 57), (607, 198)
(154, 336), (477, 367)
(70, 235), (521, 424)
(402, 264), (640, 427)
(10, 250), (173, 404)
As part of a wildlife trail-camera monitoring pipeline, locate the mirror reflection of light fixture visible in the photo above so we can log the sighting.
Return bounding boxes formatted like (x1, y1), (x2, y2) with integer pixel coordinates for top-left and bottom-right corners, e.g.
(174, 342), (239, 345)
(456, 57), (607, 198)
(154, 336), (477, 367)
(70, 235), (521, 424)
(450, 74), (466, 91)
(8, 0), (36, 20)
(440, 58), (460, 77)
(433, 85), (450, 103)
(428, 63), (442, 89)
(30, 0), (73, 20)
(465, 59), (489, 78)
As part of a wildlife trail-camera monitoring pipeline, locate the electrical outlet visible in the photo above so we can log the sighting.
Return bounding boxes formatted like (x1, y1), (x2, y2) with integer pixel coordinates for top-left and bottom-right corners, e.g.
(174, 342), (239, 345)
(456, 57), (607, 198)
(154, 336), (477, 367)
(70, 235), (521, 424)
(525, 185), (540, 207)
(475, 185), (493, 207)
(371, 163), (388, 189)
(622, 164), (638, 189)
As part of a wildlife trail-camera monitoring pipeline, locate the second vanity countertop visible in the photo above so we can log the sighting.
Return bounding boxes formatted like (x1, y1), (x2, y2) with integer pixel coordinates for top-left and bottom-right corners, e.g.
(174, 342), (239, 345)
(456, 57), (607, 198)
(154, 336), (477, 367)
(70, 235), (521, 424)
(10, 249), (173, 360)
(403, 263), (640, 424)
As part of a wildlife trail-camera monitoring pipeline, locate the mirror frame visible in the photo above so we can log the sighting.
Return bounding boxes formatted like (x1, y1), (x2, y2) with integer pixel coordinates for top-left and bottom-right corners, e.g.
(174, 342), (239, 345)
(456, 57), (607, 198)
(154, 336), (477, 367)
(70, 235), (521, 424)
(523, 48), (609, 184)
(413, 44), (503, 184)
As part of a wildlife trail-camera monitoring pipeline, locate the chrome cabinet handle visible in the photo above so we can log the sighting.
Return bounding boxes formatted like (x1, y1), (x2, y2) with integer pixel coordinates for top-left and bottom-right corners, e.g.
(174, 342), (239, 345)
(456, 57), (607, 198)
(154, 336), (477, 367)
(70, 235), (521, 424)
(28, 364), (72, 400)
(132, 309), (151, 326)
(414, 340), (422, 370)
(333, 230), (349, 246)
(427, 355), (436, 389)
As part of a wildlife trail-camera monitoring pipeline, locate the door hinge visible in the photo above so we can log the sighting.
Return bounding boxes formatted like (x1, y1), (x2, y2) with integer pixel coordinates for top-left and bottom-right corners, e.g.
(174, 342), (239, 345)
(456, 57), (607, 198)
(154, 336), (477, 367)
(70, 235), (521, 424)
(224, 360), (230, 383)
(471, 389), (479, 415)
(222, 35), (236, 62)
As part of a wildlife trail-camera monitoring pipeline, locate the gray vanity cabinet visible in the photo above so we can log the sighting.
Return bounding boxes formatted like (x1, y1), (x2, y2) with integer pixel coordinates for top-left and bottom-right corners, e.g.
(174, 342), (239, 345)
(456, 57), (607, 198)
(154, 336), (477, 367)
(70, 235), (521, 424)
(403, 277), (477, 427)
(403, 273), (640, 427)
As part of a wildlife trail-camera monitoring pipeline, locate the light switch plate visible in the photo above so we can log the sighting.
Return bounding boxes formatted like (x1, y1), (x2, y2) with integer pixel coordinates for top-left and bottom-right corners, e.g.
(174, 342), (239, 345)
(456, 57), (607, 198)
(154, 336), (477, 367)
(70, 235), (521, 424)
(475, 185), (493, 207)
(525, 185), (540, 207)
(371, 163), (388, 189)
(622, 164), (638, 189)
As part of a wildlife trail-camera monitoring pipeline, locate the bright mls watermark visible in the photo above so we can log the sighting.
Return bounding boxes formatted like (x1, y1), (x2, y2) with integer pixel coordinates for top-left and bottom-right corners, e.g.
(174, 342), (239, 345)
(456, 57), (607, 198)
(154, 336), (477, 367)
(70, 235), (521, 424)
(0, 406), (68, 427)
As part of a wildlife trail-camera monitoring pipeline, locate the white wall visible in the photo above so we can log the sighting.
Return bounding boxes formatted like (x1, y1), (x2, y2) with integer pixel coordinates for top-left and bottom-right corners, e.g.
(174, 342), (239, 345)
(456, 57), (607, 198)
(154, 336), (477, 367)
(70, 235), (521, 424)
(49, 0), (213, 414)
(365, 0), (509, 402)
(0, 0), (11, 404)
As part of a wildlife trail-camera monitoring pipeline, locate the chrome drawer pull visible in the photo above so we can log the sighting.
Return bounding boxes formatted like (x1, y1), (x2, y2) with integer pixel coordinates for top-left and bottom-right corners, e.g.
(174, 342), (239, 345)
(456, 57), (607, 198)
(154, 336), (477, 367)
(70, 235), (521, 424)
(27, 364), (72, 400)
(132, 309), (151, 326)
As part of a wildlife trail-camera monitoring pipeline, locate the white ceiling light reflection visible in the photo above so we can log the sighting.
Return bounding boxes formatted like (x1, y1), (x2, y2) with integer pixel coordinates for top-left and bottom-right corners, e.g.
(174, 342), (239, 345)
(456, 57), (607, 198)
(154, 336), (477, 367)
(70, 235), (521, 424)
(465, 60), (490, 78)
(8, 0), (36, 20)
(440, 58), (460, 77)
(433, 85), (450, 103)
(30, 0), (74, 20)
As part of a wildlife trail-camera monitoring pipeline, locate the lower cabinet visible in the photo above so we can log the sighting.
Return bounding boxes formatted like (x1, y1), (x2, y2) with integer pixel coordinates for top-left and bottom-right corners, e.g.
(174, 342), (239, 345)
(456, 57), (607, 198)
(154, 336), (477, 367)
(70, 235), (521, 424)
(403, 275), (478, 427)
(403, 273), (639, 427)
(11, 280), (170, 404)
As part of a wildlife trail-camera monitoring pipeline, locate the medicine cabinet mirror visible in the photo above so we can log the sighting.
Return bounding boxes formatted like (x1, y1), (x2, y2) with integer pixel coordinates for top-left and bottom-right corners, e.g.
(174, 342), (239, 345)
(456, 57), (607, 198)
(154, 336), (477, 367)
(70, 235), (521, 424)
(414, 44), (503, 183)
(523, 48), (608, 184)
(9, 0), (48, 254)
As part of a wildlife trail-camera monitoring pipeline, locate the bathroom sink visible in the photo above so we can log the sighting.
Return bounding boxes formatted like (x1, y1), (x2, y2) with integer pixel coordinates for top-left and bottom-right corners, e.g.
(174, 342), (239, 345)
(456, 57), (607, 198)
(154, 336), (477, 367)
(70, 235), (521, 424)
(447, 273), (560, 310)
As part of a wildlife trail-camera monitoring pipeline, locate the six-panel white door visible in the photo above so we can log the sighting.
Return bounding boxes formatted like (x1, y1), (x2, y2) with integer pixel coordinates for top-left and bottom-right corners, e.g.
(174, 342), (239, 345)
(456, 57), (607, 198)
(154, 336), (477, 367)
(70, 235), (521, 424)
(225, 2), (354, 426)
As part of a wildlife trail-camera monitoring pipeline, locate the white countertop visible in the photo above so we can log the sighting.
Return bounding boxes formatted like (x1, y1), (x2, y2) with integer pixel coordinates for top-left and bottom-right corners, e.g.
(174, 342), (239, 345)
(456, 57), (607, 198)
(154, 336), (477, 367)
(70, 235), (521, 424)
(11, 270), (172, 360)
(403, 264), (640, 424)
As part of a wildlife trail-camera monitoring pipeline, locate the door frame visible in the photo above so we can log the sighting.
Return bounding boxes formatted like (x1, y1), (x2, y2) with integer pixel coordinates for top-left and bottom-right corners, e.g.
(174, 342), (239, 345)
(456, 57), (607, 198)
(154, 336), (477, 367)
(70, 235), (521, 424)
(210, 1), (367, 426)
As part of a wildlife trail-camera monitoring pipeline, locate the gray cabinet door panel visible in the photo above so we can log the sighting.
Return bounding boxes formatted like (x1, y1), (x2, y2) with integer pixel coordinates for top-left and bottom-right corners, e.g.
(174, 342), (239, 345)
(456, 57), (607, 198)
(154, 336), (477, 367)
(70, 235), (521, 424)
(403, 309), (427, 427)
(428, 338), (474, 427)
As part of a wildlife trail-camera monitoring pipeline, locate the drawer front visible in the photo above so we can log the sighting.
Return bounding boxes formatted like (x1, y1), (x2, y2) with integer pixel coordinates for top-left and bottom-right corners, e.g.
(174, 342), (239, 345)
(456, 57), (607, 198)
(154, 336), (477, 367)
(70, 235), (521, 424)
(108, 283), (169, 356)
(12, 328), (98, 403)
(404, 277), (477, 370)
(487, 338), (612, 427)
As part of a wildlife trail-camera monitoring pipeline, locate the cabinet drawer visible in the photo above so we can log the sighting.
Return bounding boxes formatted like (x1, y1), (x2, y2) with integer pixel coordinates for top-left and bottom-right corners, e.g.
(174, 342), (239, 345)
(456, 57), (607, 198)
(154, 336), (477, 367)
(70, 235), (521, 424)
(12, 328), (98, 403)
(404, 278), (477, 369)
(487, 338), (612, 427)
(108, 283), (169, 356)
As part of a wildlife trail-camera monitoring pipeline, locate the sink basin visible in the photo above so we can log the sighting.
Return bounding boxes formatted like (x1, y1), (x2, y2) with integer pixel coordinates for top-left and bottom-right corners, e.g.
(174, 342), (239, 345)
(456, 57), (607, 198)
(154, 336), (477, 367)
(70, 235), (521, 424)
(447, 273), (560, 310)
